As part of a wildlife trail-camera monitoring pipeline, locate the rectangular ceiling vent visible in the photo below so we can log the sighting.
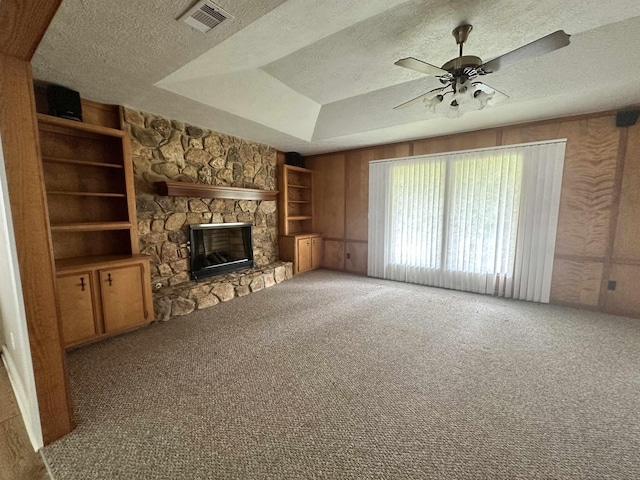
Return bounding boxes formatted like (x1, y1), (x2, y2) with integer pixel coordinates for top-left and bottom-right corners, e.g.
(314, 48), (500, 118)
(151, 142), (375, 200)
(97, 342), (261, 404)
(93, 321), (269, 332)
(180, 1), (233, 34)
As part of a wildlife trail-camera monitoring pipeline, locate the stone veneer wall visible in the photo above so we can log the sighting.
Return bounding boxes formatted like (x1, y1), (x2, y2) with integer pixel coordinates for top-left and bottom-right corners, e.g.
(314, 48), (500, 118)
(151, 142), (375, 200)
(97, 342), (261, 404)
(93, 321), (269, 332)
(121, 107), (281, 320)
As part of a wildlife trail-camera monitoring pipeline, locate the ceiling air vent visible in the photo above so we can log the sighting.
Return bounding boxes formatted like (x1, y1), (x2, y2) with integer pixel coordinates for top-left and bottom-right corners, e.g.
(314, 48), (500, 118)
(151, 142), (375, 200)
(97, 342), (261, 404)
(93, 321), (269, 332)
(180, 1), (233, 33)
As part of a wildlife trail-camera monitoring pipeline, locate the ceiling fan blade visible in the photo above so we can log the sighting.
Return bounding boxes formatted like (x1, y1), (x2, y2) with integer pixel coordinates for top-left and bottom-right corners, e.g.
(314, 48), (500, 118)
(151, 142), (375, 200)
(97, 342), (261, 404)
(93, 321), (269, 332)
(394, 57), (449, 77)
(472, 82), (509, 99)
(394, 87), (446, 110)
(481, 30), (570, 73)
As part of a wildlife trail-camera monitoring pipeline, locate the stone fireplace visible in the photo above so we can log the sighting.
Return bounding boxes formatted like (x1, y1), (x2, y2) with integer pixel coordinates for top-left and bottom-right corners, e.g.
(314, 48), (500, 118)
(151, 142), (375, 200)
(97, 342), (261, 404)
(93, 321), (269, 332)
(122, 107), (292, 321)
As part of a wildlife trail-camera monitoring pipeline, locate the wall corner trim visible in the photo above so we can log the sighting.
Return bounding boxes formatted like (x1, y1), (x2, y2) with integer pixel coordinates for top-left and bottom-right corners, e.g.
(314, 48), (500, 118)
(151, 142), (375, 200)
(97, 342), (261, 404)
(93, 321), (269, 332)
(1, 347), (43, 450)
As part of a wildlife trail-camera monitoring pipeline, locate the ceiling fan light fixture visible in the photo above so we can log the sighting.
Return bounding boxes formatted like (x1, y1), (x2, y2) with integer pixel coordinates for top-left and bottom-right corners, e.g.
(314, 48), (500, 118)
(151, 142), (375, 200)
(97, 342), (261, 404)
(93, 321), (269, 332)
(474, 89), (494, 109)
(424, 94), (444, 112)
(447, 101), (461, 118)
(452, 78), (474, 105)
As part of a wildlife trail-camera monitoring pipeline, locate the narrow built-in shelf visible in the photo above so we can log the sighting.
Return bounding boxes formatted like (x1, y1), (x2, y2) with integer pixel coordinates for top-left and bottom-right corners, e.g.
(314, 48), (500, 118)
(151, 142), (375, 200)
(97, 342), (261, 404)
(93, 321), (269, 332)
(157, 181), (278, 201)
(285, 165), (312, 174)
(55, 254), (151, 273)
(37, 113), (126, 138)
(50, 221), (131, 232)
(288, 184), (310, 189)
(288, 216), (313, 221)
(42, 156), (123, 169)
(281, 232), (322, 238)
(47, 191), (126, 198)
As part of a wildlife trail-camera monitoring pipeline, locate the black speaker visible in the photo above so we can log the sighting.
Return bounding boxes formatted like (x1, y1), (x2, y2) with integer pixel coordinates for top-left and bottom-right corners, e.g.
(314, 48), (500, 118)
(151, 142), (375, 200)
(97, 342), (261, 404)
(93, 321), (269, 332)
(616, 110), (640, 128)
(285, 152), (305, 168)
(47, 85), (82, 121)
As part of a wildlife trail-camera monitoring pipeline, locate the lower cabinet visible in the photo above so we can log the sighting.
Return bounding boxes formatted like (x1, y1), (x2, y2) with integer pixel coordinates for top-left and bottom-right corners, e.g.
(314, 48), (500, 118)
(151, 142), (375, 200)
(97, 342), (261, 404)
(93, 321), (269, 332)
(55, 256), (154, 348)
(279, 233), (323, 274)
(100, 265), (147, 333)
(311, 236), (322, 269)
(57, 271), (98, 345)
(297, 237), (312, 272)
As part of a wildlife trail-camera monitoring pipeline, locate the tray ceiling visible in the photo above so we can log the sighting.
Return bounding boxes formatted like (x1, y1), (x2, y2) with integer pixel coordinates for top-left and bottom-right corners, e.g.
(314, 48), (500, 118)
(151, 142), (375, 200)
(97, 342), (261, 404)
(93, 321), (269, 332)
(32, 0), (640, 154)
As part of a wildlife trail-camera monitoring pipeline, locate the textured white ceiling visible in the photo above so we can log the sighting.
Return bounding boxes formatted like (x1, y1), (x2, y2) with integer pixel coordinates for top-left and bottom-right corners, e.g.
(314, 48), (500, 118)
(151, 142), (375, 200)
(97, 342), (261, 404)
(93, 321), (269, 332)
(32, 0), (640, 154)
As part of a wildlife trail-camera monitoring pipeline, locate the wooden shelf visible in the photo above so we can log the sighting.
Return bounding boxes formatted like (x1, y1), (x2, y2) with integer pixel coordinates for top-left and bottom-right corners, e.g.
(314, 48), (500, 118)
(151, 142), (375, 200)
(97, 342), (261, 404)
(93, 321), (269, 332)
(279, 164), (315, 239)
(284, 165), (312, 173)
(47, 191), (126, 198)
(42, 156), (123, 169)
(157, 181), (278, 201)
(50, 221), (131, 232)
(37, 113), (125, 138)
(280, 232), (322, 238)
(55, 254), (152, 273)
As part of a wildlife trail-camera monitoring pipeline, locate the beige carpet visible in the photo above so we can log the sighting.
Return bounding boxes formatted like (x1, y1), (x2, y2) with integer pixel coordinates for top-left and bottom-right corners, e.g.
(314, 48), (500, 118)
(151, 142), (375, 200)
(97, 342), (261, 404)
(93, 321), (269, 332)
(43, 270), (640, 479)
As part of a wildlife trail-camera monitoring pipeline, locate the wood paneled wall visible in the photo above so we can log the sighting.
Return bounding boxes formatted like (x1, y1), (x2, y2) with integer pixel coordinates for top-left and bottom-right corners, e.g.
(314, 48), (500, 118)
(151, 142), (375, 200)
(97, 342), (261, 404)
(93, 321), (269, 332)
(307, 143), (410, 274)
(306, 111), (640, 318)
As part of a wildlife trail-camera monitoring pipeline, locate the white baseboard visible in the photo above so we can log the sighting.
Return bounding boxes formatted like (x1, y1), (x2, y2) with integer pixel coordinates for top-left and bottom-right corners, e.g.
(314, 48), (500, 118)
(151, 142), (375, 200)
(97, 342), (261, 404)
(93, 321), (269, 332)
(1, 346), (43, 451)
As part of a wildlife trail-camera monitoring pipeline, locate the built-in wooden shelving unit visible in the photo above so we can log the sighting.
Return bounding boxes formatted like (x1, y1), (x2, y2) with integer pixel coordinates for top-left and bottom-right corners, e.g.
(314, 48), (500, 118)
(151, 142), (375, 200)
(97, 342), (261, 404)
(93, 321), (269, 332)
(37, 113), (153, 348)
(278, 164), (323, 274)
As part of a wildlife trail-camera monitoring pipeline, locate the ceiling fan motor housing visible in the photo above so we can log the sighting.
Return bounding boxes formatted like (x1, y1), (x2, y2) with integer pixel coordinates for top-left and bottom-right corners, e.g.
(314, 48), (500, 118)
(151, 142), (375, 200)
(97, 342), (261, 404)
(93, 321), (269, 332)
(441, 55), (483, 74)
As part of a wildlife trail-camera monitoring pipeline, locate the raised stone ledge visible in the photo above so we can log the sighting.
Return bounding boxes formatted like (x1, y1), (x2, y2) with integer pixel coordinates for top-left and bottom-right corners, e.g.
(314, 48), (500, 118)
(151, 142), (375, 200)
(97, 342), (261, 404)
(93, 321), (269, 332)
(153, 261), (293, 321)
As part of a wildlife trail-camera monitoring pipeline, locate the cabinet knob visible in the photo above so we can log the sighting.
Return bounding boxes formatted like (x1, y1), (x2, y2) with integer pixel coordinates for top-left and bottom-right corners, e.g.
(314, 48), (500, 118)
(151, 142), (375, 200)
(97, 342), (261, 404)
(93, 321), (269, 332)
(107, 273), (113, 286)
(80, 277), (86, 291)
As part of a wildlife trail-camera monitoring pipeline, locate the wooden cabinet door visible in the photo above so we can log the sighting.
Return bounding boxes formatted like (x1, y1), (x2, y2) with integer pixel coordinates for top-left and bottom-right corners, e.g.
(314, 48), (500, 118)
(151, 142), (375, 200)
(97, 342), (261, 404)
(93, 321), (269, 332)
(297, 238), (312, 273)
(56, 272), (97, 345)
(311, 237), (322, 269)
(100, 264), (147, 333)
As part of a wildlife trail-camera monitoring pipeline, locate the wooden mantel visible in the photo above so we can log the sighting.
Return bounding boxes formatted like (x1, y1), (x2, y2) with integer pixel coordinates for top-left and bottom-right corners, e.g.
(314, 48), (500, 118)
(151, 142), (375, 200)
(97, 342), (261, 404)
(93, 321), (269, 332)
(156, 181), (278, 201)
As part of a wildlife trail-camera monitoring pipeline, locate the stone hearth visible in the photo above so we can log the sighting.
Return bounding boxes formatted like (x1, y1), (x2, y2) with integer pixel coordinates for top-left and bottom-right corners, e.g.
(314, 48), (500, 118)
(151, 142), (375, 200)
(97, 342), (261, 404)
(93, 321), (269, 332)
(153, 261), (293, 321)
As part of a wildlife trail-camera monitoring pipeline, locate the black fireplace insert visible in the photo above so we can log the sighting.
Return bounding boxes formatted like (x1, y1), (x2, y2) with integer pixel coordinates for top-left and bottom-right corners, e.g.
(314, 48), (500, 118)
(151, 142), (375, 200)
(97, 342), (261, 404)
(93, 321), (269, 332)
(189, 222), (253, 280)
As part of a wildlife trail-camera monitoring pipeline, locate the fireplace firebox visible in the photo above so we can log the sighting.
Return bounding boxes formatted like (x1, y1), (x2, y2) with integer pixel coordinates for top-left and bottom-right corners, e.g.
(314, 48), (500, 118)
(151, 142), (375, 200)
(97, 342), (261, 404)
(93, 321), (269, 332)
(189, 222), (254, 280)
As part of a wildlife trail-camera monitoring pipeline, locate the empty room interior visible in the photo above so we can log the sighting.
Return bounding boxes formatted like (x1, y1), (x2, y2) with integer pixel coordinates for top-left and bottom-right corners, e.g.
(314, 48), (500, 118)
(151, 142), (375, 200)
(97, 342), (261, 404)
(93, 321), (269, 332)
(2, 0), (640, 478)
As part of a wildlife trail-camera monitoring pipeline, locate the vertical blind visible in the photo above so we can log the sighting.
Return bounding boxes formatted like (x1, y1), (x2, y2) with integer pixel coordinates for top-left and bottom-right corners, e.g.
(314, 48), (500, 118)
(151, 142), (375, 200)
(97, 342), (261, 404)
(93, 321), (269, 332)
(368, 140), (566, 303)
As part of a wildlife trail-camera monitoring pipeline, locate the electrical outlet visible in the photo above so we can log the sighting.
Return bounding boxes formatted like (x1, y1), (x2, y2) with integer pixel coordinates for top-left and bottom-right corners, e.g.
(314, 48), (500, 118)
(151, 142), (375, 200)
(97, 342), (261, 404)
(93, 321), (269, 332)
(10, 332), (16, 350)
(607, 280), (617, 291)
(346, 253), (351, 259)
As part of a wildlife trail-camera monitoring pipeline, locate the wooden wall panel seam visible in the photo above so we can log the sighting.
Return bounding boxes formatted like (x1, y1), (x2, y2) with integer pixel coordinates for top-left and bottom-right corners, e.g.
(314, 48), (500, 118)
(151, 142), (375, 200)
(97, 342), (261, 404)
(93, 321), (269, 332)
(554, 254), (606, 262)
(611, 258), (640, 265)
(599, 128), (629, 308)
(342, 152), (348, 271)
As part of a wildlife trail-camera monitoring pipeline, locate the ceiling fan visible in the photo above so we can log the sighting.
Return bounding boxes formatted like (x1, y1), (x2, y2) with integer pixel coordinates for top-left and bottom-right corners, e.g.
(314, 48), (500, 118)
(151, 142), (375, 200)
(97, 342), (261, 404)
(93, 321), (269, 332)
(394, 25), (571, 116)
